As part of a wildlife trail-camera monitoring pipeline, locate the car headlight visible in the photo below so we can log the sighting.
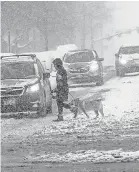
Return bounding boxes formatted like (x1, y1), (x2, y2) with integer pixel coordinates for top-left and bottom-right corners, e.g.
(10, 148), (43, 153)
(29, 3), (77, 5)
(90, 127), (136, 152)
(119, 59), (127, 65)
(63, 63), (69, 71)
(90, 62), (99, 72)
(26, 83), (40, 93)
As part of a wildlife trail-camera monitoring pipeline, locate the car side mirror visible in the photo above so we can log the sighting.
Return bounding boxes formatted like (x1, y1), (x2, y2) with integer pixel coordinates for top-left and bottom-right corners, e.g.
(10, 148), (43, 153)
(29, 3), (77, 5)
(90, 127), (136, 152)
(115, 53), (118, 57)
(97, 58), (104, 61)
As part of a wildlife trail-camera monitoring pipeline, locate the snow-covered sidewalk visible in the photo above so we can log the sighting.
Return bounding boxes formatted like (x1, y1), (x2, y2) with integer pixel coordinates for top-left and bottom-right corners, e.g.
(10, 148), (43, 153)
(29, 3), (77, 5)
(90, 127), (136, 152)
(2, 75), (139, 166)
(26, 75), (139, 164)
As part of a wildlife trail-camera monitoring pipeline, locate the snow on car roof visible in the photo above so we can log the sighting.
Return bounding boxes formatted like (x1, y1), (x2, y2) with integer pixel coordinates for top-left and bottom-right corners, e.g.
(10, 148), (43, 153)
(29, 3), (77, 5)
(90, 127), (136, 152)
(0, 53), (15, 56)
(1, 54), (35, 62)
(122, 44), (139, 47)
(57, 44), (78, 51)
(66, 49), (92, 55)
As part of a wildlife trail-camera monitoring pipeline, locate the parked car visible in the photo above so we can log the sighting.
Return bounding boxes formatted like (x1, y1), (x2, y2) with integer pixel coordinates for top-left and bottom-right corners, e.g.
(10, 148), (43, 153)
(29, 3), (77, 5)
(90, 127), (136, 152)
(35, 51), (57, 90)
(115, 44), (139, 76)
(63, 49), (104, 86)
(1, 54), (52, 118)
(23, 51), (57, 90)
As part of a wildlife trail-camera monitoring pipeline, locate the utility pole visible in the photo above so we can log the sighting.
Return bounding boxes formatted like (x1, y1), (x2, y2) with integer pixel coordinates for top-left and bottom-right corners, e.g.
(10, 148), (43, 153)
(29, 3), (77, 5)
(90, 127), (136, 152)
(33, 27), (36, 51)
(90, 15), (94, 50)
(81, 4), (86, 49)
(100, 23), (104, 57)
(15, 29), (18, 54)
(8, 30), (11, 53)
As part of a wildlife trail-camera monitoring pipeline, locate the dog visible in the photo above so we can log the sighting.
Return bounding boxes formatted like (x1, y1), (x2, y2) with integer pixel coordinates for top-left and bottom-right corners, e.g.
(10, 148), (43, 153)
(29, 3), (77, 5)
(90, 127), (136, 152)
(68, 92), (104, 119)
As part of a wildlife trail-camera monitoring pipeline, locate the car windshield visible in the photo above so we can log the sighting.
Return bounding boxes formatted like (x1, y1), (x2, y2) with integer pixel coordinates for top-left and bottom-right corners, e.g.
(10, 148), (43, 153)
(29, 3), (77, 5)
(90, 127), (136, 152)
(64, 51), (94, 63)
(1, 62), (35, 80)
(120, 46), (139, 54)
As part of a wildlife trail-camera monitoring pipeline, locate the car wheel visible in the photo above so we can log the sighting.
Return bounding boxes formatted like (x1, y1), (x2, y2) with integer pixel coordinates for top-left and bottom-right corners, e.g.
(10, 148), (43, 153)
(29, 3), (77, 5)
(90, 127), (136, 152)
(116, 68), (119, 76)
(38, 91), (48, 118)
(45, 93), (52, 114)
(45, 80), (52, 114)
(38, 105), (47, 118)
(14, 114), (23, 119)
(119, 69), (125, 77)
(46, 105), (52, 114)
(96, 76), (104, 86)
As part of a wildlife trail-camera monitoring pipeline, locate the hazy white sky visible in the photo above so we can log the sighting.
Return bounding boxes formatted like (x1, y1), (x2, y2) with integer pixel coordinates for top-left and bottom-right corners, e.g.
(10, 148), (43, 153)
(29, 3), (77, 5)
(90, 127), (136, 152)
(114, 2), (139, 30)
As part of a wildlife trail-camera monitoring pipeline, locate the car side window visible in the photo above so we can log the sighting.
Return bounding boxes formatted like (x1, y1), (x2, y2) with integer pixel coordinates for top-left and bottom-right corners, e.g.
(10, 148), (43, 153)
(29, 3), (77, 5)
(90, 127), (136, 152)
(36, 60), (44, 78)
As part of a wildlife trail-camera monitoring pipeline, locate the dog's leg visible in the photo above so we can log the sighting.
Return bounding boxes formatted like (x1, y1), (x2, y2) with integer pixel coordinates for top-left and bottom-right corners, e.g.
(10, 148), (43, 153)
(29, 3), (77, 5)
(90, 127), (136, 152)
(69, 99), (79, 119)
(79, 101), (89, 118)
(99, 103), (104, 117)
(73, 106), (78, 118)
(94, 110), (99, 119)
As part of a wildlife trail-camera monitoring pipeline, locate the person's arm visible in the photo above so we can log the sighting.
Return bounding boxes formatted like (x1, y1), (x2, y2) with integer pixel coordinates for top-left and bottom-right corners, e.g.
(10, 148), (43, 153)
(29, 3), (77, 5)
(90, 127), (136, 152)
(57, 73), (64, 87)
(57, 81), (63, 87)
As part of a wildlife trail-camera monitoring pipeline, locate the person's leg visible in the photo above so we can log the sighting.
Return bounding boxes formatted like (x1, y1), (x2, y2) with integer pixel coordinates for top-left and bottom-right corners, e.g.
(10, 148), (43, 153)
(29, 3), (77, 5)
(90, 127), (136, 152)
(56, 99), (64, 120)
(99, 102), (104, 117)
(94, 110), (99, 119)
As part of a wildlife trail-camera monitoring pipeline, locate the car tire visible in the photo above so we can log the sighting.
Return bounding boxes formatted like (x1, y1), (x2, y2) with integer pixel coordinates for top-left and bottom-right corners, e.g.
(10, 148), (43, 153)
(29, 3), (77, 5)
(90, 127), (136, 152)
(14, 114), (23, 119)
(38, 105), (47, 118)
(116, 68), (119, 76)
(96, 76), (104, 86)
(46, 95), (52, 114)
(38, 92), (48, 118)
(45, 81), (52, 114)
(46, 105), (52, 114)
(119, 69), (125, 77)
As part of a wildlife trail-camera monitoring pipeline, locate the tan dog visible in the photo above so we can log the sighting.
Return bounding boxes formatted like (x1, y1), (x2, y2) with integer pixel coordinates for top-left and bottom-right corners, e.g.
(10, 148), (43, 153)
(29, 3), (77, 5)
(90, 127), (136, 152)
(69, 93), (104, 119)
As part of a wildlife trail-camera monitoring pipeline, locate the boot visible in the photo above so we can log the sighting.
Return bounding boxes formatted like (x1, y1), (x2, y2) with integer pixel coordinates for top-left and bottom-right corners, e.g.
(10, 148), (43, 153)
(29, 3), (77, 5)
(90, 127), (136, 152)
(58, 115), (64, 121)
(53, 114), (64, 122)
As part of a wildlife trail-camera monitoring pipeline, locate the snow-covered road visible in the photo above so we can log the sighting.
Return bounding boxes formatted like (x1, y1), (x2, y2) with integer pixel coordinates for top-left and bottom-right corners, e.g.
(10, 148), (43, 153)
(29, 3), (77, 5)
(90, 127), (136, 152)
(1, 74), (139, 171)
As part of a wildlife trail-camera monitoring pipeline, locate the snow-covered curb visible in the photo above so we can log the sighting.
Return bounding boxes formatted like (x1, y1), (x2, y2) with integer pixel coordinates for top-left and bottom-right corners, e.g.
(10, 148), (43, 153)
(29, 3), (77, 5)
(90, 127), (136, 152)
(27, 149), (139, 164)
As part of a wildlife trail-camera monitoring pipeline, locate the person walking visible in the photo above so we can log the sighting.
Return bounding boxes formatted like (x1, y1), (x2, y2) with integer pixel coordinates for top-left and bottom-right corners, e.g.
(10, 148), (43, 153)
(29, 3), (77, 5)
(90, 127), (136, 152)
(52, 58), (77, 121)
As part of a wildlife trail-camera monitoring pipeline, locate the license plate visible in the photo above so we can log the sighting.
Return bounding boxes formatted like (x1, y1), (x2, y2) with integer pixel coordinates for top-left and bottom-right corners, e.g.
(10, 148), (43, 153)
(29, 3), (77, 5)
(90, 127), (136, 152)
(4, 98), (16, 106)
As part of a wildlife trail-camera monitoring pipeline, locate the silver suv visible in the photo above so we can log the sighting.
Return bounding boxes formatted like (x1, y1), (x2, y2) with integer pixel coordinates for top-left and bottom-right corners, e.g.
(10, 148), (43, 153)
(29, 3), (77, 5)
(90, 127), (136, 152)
(115, 45), (139, 76)
(63, 49), (104, 86)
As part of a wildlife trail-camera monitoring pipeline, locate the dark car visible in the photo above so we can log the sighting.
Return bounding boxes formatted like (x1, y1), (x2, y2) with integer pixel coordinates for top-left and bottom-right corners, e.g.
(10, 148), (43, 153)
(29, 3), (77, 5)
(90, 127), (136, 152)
(1, 54), (52, 118)
(115, 45), (139, 77)
(63, 49), (104, 86)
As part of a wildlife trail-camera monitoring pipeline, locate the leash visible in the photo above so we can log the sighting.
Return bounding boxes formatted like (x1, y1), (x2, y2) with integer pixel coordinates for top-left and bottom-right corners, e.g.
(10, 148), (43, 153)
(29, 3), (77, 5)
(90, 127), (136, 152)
(68, 92), (75, 100)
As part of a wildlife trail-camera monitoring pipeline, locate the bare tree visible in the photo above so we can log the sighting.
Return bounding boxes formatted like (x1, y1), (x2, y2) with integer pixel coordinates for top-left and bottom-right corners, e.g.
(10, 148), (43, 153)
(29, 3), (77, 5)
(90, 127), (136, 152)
(1, 2), (111, 52)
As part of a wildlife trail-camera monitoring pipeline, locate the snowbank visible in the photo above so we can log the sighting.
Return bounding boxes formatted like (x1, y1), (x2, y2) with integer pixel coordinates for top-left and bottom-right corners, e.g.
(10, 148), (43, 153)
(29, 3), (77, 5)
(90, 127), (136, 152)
(28, 149), (139, 163)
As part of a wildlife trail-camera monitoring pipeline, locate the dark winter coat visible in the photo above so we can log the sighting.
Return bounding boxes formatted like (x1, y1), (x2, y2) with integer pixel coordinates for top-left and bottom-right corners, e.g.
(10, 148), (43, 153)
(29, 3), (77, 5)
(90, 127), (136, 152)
(56, 66), (69, 101)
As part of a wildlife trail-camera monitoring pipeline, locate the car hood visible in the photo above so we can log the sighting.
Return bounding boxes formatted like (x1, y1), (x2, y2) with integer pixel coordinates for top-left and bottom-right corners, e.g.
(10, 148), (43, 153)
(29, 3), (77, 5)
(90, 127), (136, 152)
(65, 62), (91, 69)
(1, 78), (39, 88)
(121, 53), (139, 60)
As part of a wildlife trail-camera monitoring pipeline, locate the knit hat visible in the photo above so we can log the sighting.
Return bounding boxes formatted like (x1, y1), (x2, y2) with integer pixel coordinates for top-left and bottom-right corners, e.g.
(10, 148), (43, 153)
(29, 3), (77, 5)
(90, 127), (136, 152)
(52, 58), (63, 66)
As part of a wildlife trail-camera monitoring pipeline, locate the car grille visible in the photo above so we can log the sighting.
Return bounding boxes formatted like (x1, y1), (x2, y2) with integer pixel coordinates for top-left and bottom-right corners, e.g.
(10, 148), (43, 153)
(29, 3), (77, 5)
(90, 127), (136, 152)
(69, 66), (89, 73)
(1, 87), (24, 97)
